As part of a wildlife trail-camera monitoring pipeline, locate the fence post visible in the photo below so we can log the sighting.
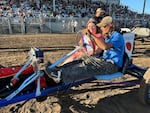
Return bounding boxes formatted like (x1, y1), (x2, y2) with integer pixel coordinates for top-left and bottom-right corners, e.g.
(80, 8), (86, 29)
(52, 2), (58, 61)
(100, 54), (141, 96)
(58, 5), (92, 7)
(39, 13), (44, 33)
(40, 23), (44, 32)
(7, 17), (12, 34)
(49, 17), (52, 33)
(21, 18), (25, 34)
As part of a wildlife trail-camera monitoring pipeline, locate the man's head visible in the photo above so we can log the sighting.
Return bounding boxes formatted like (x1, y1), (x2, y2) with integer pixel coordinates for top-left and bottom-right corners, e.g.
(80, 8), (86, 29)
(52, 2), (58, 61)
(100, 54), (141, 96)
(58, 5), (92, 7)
(96, 8), (105, 17)
(97, 16), (114, 35)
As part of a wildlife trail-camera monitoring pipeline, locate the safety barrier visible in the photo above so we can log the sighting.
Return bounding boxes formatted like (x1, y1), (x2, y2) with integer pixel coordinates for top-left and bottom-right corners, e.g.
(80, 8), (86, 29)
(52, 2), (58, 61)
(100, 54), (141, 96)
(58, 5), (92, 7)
(0, 16), (146, 34)
(0, 17), (89, 34)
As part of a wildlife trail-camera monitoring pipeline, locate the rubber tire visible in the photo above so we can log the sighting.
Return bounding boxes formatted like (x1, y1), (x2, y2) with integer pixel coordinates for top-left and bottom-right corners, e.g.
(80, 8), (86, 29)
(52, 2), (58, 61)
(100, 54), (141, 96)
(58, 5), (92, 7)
(138, 78), (150, 105)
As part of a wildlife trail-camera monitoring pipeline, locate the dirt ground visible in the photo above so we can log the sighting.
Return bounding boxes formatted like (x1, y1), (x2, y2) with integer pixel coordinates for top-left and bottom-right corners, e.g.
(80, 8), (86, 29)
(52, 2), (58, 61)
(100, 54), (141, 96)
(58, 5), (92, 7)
(0, 34), (150, 113)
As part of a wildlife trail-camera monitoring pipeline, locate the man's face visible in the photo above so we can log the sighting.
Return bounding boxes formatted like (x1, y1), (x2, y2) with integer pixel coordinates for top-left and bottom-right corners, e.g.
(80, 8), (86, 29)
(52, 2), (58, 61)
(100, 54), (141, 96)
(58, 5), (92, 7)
(97, 11), (103, 16)
(100, 24), (111, 35)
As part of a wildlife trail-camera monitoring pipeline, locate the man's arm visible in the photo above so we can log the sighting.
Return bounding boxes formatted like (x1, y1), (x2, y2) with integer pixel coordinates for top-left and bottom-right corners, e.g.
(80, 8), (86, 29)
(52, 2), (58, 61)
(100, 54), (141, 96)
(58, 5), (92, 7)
(91, 35), (113, 50)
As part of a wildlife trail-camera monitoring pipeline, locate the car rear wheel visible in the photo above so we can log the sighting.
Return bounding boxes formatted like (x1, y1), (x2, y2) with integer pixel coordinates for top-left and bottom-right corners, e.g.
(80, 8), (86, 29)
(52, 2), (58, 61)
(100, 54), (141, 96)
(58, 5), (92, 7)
(139, 77), (150, 105)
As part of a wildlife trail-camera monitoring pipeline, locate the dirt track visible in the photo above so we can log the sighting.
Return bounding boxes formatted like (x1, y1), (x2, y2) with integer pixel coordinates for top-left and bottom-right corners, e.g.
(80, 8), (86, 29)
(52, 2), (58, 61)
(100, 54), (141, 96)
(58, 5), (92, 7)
(0, 34), (150, 113)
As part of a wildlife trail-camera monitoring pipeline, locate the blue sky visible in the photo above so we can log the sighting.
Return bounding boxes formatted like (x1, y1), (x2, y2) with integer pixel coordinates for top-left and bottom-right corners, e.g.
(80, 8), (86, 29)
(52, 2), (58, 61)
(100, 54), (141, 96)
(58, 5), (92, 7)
(120, 0), (150, 14)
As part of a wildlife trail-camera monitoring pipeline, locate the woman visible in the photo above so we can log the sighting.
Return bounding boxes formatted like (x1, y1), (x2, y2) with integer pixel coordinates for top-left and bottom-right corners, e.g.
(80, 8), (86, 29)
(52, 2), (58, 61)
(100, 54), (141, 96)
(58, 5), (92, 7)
(62, 20), (104, 65)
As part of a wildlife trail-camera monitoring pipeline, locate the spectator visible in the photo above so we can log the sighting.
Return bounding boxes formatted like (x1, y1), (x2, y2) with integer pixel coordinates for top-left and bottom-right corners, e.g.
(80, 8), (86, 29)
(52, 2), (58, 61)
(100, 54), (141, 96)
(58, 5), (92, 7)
(92, 8), (105, 24)
(73, 19), (78, 32)
(92, 8), (106, 33)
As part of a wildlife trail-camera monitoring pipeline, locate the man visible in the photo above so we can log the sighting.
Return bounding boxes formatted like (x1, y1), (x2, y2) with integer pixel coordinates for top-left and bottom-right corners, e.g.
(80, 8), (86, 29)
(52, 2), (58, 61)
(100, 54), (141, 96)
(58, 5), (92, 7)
(92, 8), (105, 33)
(45, 16), (125, 84)
(92, 8), (105, 24)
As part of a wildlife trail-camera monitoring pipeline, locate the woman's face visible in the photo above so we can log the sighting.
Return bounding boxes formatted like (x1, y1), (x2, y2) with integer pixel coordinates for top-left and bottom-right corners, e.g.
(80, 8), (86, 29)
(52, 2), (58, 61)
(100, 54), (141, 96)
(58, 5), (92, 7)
(87, 22), (97, 34)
